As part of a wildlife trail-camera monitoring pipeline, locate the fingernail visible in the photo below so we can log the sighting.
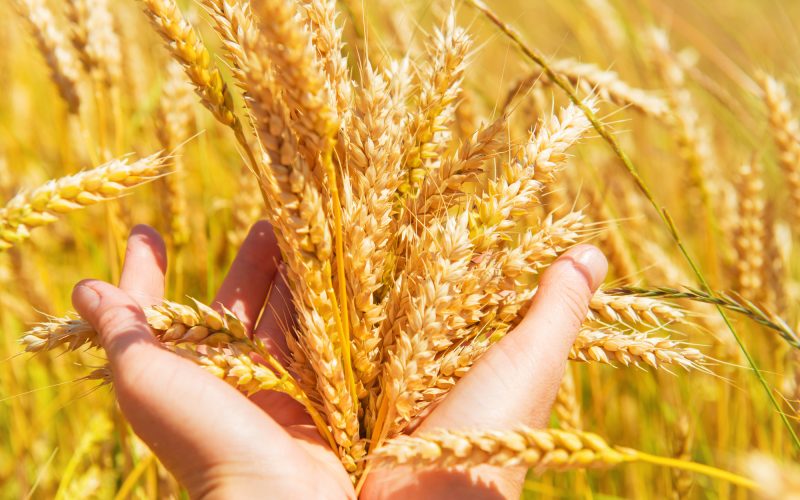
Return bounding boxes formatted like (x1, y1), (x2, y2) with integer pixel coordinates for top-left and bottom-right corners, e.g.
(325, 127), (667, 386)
(567, 245), (608, 291)
(74, 284), (101, 312)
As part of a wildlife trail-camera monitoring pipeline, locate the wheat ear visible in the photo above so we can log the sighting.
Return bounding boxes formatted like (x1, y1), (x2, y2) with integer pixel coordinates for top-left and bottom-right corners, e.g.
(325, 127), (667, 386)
(370, 427), (631, 471)
(759, 73), (800, 226)
(0, 154), (168, 250)
(372, 427), (757, 489)
(12, 0), (82, 114)
(139, 0), (256, 169)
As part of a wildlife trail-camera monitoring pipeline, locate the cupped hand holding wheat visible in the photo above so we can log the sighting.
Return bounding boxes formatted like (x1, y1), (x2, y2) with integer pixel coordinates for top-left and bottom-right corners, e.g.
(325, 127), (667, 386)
(73, 223), (605, 498)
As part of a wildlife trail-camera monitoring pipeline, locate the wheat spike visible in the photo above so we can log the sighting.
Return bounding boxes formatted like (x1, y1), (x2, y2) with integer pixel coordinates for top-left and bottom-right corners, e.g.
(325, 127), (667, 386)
(65, 0), (122, 87)
(759, 73), (800, 226)
(156, 60), (194, 249)
(570, 328), (706, 371)
(398, 12), (470, 199)
(139, 0), (245, 141)
(589, 290), (686, 327)
(22, 298), (247, 353)
(554, 367), (582, 431)
(0, 154), (168, 250)
(370, 427), (631, 471)
(733, 161), (766, 301)
(13, 0), (82, 113)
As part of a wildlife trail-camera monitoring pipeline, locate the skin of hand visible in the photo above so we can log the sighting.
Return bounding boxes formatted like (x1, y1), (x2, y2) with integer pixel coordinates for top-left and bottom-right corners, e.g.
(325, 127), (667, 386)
(72, 222), (606, 499)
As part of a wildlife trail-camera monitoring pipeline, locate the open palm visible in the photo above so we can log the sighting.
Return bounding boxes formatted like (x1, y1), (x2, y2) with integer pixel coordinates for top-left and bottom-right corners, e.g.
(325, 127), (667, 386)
(73, 222), (606, 499)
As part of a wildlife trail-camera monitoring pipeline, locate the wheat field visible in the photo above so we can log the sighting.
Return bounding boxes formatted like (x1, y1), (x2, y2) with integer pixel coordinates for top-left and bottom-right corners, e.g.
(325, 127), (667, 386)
(0, 0), (798, 497)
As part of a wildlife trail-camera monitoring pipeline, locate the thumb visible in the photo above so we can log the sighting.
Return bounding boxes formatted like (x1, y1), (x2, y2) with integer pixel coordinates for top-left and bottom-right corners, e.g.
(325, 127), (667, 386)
(72, 279), (159, 370)
(422, 244), (608, 431)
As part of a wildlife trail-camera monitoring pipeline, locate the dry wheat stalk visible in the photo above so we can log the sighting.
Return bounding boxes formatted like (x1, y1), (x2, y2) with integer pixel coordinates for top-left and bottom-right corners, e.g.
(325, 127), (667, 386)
(12, 0), (82, 114)
(582, 0), (626, 49)
(759, 73), (800, 226)
(370, 427), (631, 471)
(302, 0), (352, 118)
(255, 0), (338, 164)
(649, 28), (715, 210)
(342, 64), (408, 399)
(671, 416), (694, 499)
(0, 154), (168, 250)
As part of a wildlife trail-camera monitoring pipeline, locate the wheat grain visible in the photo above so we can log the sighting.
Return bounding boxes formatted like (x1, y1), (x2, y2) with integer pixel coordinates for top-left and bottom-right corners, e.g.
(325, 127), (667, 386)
(0, 154), (168, 250)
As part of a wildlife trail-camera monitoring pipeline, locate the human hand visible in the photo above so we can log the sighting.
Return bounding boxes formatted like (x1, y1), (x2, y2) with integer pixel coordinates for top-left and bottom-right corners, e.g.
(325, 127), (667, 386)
(72, 223), (354, 498)
(72, 223), (606, 499)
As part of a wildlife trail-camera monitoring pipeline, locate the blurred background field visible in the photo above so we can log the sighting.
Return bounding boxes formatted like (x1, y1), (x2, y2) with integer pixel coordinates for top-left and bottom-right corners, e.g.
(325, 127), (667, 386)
(1, 0), (799, 497)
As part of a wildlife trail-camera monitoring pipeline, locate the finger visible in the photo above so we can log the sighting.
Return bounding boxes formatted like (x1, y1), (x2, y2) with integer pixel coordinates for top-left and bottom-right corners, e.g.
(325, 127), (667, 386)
(214, 220), (282, 333)
(119, 225), (167, 308)
(72, 279), (312, 491)
(254, 265), (294, 362)
(423, 244), (607, 431)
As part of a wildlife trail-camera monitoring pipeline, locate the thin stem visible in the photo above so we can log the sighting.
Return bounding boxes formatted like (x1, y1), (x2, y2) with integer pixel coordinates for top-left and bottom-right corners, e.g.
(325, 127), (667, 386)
(323, 149), (358, 412)
(465, 0), (800, 451)
(624, 449), (758, 491)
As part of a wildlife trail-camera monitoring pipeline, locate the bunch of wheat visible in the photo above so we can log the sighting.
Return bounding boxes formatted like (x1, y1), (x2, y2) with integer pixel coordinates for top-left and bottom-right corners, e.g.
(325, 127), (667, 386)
(12, 0), (797, 494)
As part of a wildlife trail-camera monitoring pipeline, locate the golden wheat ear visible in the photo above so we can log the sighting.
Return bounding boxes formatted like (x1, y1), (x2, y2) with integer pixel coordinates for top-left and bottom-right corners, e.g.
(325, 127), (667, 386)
(0, 154), (169, 250)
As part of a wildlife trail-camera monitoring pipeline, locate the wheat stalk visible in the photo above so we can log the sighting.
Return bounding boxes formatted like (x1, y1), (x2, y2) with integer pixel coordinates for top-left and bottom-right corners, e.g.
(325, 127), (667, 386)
(202, 0), (360, 468)
(0, 154), (168, 250)
(138, 0), (256, 169)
